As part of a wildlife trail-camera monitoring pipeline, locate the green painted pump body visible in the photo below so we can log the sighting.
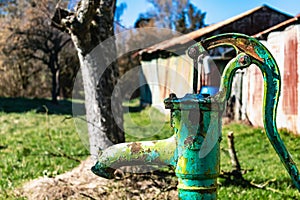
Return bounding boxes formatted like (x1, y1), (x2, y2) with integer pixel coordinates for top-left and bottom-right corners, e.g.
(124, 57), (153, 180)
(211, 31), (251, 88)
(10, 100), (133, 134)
(164, 94), (223, 199)
(91, 33), (300, 199)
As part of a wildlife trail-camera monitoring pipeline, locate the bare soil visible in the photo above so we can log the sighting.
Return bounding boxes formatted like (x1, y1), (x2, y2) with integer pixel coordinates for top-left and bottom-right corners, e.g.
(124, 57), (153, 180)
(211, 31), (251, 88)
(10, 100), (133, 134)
(17, 157), (178, 200)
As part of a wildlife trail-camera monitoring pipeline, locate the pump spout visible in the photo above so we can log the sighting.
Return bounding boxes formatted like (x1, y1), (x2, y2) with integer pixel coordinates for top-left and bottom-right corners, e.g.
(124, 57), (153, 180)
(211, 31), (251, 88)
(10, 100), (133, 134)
(193, 33), (300, 191)
(91, 136), (177, 179)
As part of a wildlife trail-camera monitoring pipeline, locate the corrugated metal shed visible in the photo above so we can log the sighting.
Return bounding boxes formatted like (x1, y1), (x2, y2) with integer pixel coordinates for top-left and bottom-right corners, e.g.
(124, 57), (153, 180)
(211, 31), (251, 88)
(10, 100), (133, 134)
(245, 25), (300, 134)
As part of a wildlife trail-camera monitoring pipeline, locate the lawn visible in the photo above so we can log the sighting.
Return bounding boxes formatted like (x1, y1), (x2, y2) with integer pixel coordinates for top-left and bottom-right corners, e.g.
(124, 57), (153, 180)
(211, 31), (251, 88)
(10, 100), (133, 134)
(0, 98), (299, 199)
(0, 113), (89, 198)
(219, 123), (300, 199)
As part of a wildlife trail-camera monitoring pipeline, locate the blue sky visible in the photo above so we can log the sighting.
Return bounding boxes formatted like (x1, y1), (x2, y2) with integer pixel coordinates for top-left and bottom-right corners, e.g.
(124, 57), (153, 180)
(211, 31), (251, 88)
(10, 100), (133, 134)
(117, 0), (300, 27)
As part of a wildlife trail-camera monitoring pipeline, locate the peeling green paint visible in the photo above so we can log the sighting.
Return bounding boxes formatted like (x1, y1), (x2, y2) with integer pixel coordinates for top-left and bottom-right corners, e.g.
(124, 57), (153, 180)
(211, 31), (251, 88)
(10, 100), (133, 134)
(92, 33), (300, 199)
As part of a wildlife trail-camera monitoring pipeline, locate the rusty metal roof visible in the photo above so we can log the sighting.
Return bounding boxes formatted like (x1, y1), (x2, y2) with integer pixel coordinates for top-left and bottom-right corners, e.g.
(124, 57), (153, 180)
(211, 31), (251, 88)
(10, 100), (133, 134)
(139, 5), (292, 56)
(253, 14), (300, 39)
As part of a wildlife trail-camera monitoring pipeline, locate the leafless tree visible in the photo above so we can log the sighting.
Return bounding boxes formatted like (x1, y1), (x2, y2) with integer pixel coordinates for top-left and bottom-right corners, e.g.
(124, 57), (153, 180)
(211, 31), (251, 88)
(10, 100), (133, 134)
(52, 0), (124, 157)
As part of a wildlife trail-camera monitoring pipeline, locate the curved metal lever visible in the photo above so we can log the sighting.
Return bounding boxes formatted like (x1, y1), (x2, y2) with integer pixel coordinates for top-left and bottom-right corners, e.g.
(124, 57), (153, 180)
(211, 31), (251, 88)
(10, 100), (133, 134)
(191, 33), (300, 191)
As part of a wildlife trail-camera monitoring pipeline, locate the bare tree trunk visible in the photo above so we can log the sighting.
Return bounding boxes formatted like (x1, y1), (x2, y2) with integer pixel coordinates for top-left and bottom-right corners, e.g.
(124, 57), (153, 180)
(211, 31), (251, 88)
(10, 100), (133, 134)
(77, 52), (114, 154)
(52, 0), (125, 157)
(50, 65), (61, 104)
(49, 52), (60, 103)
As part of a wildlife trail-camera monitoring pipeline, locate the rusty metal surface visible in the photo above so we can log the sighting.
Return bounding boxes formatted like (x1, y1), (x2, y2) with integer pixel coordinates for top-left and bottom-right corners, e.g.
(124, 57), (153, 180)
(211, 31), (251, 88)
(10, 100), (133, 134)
(246, 25), (300, 133)
(91, 136), (177, 179)
(247, 65), (264, 126)
(283, 26), (298, 115)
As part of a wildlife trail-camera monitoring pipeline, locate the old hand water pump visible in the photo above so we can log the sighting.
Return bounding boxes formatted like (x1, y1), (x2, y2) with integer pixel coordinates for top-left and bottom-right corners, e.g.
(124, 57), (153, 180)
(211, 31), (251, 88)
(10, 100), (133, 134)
(92, 33), (300, 199)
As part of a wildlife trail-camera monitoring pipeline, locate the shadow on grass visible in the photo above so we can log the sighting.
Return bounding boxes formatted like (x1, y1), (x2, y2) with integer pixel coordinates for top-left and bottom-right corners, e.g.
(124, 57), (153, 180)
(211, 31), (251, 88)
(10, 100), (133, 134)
(0, 97), (85, 115)
(123, 105), (144, 113)
(0, 97), (145, 115)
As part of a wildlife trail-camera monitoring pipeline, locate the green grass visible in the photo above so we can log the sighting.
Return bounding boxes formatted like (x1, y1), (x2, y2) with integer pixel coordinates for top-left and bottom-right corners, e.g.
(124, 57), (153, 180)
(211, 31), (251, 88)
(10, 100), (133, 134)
(124, 107), (172, 141)
(0, 99), (89, 199)
(0, 98), (300, 199)
(219, 123), (300, 199)
(123, 98), (172, 141)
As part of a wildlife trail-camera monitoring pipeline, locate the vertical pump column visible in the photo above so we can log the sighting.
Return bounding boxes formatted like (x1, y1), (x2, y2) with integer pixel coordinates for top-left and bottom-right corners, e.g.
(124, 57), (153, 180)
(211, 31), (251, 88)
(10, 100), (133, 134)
(165, 92), (223, 199)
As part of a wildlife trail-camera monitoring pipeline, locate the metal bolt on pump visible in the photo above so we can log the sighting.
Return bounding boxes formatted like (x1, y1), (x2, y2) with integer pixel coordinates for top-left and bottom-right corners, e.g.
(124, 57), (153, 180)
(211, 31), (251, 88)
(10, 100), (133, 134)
(91, 33), (300, 199)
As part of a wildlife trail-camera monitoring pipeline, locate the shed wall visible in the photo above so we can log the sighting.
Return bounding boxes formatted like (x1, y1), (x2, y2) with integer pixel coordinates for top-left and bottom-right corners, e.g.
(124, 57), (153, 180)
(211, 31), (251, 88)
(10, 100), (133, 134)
(244, 25), (300, 134)
(140, 55), (194, 113)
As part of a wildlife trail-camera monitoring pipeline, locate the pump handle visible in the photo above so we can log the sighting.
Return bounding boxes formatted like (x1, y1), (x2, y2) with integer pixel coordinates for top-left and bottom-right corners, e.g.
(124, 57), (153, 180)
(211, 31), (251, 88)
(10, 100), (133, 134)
(190, 33), (300, 191)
